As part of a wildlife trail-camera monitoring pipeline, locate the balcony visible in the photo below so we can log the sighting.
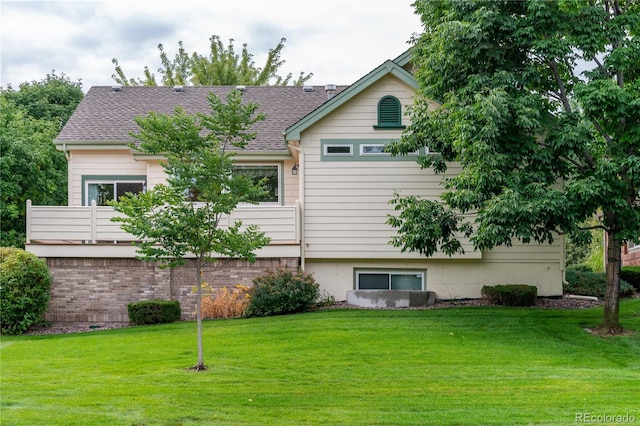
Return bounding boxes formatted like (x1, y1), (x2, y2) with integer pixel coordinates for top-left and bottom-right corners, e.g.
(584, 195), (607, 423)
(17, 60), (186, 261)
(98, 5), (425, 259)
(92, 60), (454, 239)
(26, 200), (301, 258)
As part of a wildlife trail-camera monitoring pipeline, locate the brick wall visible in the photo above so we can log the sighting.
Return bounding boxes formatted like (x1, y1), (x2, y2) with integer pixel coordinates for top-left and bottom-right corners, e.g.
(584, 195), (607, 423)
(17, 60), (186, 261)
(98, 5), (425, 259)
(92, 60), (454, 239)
(45, 257), (299, 324)
(622, 244), (640, 267)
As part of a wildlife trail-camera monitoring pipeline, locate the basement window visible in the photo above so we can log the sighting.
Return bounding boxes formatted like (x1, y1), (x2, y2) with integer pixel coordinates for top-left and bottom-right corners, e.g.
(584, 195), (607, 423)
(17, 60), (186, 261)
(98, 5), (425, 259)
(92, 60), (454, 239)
(356, 270), (424, 290)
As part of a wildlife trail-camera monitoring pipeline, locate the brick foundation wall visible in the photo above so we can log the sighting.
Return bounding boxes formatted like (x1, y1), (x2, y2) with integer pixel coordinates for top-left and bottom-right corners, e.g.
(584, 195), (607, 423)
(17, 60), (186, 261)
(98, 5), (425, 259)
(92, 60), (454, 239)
(622, 246), (640, 267)
(45, 257), (299, 324)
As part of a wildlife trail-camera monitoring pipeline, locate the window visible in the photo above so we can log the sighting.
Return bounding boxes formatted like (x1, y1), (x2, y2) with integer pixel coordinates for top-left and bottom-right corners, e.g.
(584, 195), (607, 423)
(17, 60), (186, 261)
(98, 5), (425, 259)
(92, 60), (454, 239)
(233, 164), (280, 204)
(324, 144), (353, 156)
(374, 96), (405, 129)
(629, 240), (639, 250)
(360, 143), (389, 156)
(321, 139), (419, 161)
(356, 270), (424, 290)
(85, 180), (145, 206)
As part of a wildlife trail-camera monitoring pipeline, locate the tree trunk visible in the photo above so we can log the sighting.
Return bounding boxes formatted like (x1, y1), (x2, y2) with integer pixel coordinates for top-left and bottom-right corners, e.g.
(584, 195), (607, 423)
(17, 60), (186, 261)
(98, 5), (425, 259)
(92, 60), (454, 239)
(191, 258), (207, 371)
(597, 232), (623, 334)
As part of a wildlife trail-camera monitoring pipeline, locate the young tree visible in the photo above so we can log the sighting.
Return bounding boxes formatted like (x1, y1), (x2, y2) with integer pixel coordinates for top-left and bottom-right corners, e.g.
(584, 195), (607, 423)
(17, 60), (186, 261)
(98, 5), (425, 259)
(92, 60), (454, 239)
(112, 35), (312, 86)
(111, 90), (271, 370)
(388, 0), (639, 333)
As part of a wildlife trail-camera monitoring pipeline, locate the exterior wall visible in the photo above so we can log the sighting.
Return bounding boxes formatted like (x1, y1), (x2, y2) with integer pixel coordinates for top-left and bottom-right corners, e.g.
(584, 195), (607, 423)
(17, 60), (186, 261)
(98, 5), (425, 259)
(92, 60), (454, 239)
(44, 257), (299, 324)
(282, 158), (300, 206)
(301, 75), (479, 260)
(306, 256), (563, 301)
(68, 150), (147, 206)
(300, 74), (564, 299)
(68, 151), (299, 206)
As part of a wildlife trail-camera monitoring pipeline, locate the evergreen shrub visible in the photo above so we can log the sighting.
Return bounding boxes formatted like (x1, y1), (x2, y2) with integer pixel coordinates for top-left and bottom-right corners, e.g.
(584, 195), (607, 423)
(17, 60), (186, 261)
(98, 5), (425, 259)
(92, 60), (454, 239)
(245, 268), (319, 317)
(621, 266), (640, 292)
(0, 247), (52, 335)
(481, 284), (537, 307)
(127, 300), (181, 325)
(564, 266), (634, 298)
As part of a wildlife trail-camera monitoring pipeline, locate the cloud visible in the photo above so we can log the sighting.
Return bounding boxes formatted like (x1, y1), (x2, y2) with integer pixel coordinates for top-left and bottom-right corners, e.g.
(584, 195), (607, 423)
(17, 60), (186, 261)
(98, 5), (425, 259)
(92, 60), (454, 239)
(0, 0), (422, 90)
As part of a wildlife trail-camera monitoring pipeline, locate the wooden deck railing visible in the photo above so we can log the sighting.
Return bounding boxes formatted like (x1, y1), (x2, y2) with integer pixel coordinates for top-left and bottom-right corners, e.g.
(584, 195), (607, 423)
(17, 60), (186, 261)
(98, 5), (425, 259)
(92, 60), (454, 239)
(26, 200), (300, 244)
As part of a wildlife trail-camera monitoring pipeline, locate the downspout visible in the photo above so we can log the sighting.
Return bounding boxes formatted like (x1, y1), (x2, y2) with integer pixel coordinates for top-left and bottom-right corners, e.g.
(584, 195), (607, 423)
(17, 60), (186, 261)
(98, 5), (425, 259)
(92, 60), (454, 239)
(287, 141), (305, 271)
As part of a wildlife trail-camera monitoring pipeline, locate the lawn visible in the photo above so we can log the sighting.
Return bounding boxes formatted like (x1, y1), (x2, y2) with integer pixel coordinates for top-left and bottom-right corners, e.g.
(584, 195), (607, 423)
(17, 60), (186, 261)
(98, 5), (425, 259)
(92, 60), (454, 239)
(1, 299), (639, 426)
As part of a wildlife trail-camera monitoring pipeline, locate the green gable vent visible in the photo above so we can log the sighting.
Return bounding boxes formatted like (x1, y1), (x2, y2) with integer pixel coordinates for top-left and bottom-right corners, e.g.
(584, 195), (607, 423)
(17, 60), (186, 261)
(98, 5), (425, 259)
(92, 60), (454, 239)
(374, 95), (405, 129)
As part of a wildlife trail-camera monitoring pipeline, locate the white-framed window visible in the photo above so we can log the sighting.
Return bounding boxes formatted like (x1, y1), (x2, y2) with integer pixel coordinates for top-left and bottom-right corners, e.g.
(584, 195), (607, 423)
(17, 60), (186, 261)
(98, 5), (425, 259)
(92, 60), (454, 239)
(85, 180), (145, 206)
(233, 164), (281, 204)
(360, 143), (390, 156)
(324, 144), (353, 156)
(355, 270), (425, 291)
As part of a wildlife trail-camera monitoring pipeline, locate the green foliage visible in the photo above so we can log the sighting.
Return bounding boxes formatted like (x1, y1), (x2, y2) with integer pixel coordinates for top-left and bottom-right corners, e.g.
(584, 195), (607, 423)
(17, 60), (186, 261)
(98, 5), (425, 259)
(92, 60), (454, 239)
(127, 300), (181, 325)
(621, 266), (640, 292)
(564, 266), (634, 298)
(0, 247), (51, 334)
(480, 284), (537, 307)
(112, 35), (312, 86)
(391, 0), (639, 331)
(0, 72), (82, 248)
(245, 268), (320, 317)
(2, 72), (83, 130)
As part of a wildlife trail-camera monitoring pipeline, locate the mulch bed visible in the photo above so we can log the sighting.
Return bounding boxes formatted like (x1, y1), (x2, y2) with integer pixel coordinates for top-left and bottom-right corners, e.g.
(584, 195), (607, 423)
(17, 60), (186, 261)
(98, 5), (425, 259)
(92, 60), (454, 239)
(26, 296), (606, 336)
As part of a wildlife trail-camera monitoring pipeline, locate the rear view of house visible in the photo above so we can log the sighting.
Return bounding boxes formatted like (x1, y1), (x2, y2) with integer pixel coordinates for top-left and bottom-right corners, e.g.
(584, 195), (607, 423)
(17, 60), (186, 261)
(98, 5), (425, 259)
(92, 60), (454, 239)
(26, 51), (564, 323)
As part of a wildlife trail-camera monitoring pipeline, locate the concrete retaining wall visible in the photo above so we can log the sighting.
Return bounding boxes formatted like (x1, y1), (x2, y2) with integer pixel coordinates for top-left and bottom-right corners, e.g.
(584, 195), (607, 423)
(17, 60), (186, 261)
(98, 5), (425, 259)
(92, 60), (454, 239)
(347, 290), (436, 308)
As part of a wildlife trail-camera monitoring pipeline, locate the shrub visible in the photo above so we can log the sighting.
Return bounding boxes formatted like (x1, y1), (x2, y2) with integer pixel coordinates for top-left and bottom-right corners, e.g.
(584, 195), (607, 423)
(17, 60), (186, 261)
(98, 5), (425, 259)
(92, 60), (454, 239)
(621, 266), (640, 292)
(127, 300), (181, 325)
(197, 284), (250, 319)
(564, 266), (634, 298)
(245, 268), (319, 317)
(0, 247), (52, 335)
(481, 284), (537, 307)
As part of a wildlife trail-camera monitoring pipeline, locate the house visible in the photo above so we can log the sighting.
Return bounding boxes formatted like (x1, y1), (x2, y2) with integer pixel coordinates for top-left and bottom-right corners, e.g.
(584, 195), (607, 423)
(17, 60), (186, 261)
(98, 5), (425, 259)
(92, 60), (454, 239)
(26, 51), (564, 323)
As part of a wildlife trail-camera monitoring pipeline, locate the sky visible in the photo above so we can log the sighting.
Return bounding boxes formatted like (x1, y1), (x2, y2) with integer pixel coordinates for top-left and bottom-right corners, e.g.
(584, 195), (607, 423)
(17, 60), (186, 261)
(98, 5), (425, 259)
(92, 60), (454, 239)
(0, 0), (423, 91)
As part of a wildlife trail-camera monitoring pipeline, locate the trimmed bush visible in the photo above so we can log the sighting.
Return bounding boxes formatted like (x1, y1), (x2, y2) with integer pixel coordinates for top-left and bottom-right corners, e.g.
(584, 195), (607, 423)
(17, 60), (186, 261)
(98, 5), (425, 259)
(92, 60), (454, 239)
(481, 284), (537, 307)
(245, 268), (319, 317)
(0, 247), (52, 335)
(564, 266), (634, 298)
(621, 266), (640, 292)
(127, 300), (181, 325)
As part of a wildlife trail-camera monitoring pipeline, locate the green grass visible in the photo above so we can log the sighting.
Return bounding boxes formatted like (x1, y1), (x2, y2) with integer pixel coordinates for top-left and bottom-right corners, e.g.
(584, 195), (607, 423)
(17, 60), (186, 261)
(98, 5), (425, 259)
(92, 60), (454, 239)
(2, 299), (639, 426)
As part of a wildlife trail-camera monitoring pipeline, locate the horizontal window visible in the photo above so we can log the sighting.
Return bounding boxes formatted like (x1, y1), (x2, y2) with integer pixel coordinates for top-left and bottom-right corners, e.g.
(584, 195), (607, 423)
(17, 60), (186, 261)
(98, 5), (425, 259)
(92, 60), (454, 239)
(360, 144), (390, 156)
(321, 139), (421, 162)
(356, 270), (425, 291)
(324, 144), (353, 156)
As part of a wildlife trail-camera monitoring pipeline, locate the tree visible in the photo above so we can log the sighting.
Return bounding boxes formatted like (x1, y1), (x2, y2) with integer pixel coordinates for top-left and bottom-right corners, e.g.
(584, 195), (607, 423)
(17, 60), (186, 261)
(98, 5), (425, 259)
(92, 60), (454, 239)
(2, 72), (83, 130)
(388, 0), (639, 334)
(1, 73), (82, 247)
(112, 35), (312, 86)
(110, 90), (271, 370)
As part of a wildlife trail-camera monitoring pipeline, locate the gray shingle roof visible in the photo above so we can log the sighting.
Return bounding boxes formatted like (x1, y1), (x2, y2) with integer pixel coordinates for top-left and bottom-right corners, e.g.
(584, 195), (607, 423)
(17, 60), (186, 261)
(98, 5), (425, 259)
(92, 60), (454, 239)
(56, 85), (346, 151)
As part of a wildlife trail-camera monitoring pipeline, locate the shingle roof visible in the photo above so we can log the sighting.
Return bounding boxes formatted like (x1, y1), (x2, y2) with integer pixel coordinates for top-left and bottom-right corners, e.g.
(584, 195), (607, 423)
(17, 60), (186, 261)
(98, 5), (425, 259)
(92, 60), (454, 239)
(56, 85), (346, 151)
